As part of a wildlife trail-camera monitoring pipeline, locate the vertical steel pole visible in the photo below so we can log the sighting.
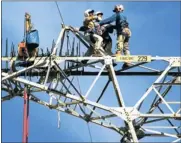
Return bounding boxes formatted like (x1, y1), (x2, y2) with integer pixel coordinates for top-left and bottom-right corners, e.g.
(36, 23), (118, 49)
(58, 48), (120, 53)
(22, 88), (29, 143)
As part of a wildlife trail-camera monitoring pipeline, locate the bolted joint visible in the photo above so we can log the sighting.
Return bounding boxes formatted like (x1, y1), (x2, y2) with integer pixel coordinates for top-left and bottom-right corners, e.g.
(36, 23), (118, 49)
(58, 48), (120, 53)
(84, 114), (91, 122)
(104, 56), (113, 65)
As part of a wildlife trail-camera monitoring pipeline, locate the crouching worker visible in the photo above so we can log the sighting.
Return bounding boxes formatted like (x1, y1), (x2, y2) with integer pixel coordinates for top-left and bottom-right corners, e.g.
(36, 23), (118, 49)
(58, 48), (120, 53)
(95, 11), (114, 56)
(99, 5), (132, 69)
(17, 12), (39, 67)
(83, 9), (105, 56)
(18, 41), (29, 59)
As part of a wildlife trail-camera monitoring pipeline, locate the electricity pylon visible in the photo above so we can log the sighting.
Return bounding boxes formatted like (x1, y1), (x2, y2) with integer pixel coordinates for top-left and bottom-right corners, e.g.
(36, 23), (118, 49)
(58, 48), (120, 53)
(2, 26), (181, 142)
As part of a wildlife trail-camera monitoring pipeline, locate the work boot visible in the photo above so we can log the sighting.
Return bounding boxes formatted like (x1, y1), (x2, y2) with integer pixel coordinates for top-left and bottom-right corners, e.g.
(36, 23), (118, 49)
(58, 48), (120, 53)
(81, 60), (88, 64)
(113, 62), (117, 67)
(122, 63), (132, 69)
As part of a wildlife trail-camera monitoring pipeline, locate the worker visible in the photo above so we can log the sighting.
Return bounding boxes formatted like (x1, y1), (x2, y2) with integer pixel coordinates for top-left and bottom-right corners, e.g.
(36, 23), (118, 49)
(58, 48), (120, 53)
(25, 12), (39, 58)
(99, 4), (132, 69)
(18, 41), (29, 59)
(83, 9), (105, 56)
(95, 11), (113, 56)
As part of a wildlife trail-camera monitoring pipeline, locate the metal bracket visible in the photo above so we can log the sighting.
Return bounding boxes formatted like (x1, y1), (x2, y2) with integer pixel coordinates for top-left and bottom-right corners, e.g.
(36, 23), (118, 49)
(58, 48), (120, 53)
(170, 57), (181, 67)
(104, 56), (112, 65)
(110, 107), (140, 122)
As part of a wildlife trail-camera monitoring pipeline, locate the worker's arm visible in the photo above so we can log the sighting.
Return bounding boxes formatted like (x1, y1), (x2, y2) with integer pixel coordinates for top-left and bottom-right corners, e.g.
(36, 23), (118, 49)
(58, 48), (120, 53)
(99, 13), (119, 26)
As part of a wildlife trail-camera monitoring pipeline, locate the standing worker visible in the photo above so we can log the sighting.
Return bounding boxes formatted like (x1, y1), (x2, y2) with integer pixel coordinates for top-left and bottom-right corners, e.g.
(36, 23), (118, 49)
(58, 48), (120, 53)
(99, 5), (132, 69)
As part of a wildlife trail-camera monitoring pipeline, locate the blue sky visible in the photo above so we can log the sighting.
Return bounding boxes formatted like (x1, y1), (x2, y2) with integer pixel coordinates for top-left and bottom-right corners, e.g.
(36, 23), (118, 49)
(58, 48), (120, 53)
(2, 1), (180, 142)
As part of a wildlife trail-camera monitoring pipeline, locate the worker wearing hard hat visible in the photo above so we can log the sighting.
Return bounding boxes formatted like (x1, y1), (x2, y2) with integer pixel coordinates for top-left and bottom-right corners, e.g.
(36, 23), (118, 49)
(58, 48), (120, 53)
(99, 4), (132, 69)
(83, 9), (105, 56)
(95, 11), (113, 56)
(95, 11), (103, 22)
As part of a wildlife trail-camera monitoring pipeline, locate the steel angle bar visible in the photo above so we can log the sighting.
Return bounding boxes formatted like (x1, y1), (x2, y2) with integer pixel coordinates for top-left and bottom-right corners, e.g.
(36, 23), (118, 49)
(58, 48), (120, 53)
(139, 113), (181, 118)
(44, 57), (52, 85)
(68, 26), (92, 49)
(117, 62), (147, 72)
(154, 83), (181, 85)
(65, 60), (101, 71)
(143, 118), (167, 124)
(137, 77), (175, 125)
(153, 87), (175, 114)
(90, 114), (117, 120)
(89, 80), (110, 118)
(1, 94), (16, 102)
(157, 106), (180, 134)
(85, 64), (106, 98)
(142, 128), (180, 138)
(161, 101), (181, 104)
(172, 138), (181, 143)
(176, 108), (181, 114)
(130, 62), (160, 72)
(7, 75), (111, 113)
(2, 61), (43, 81)
(52, 27), (66, 55)
(108, 64), (125, 107)
(2, 72), (49, 91)
(134, 63), (173, 109)
(2, 56), (181, 62)
(53, 61), (85, 100)
(54, 61), (84, 100)
(4, 71), (180, 77)
(142, 126), (181, 129)
(107, 64), (139, 142)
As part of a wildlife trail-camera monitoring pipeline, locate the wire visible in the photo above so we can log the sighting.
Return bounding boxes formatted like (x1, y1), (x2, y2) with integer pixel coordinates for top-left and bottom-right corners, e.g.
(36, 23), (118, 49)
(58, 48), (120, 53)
(55, 1), (65, 25)
(55, 2), (92, 141)
(76, 77), (93, 142)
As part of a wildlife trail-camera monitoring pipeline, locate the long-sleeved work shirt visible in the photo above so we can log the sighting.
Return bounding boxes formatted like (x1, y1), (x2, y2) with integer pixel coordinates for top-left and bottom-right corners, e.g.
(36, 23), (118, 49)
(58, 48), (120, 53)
(83, 15), (97, 30)
(99, 12), (129, 35)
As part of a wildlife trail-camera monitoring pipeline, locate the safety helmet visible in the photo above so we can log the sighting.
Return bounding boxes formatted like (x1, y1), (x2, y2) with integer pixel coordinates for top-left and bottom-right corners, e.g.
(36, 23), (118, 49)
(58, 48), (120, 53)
(84, 9), (94, 17)
(113, 4), (124, 12)
(95, 11), (103, 16)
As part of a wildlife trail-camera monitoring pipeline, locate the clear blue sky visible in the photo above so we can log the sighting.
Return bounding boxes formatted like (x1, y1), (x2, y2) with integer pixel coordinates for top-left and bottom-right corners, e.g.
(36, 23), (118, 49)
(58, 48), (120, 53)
(2, 1), (180, 142)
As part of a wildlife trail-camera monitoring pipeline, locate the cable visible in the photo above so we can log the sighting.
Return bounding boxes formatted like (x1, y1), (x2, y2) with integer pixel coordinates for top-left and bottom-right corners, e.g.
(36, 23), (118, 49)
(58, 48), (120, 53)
(55, 1), (65, 25)
(55, 2), (92, 141)
(76, 77), (93, 142)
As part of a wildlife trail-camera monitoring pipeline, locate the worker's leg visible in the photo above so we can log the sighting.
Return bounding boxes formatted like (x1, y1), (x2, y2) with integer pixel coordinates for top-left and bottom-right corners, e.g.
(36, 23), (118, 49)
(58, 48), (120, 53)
(92, 34), (103, 50)
(123, 27), (131, 56)
(84, 33), (95, 56)
(105, 41), (113, 55)
(123, 41), (130, 55)
(117, 34), (125, 55)
(84, 48), (94, 56)
(122, 28), (132, 68)
(30, 48), (38, 57)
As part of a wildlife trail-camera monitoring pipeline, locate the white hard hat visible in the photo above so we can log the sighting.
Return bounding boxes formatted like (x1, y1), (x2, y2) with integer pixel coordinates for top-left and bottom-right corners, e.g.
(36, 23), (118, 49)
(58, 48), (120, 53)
(84, 9), (94, 17)
(95, 11), (103, 16)
(113, 4), (124, 12)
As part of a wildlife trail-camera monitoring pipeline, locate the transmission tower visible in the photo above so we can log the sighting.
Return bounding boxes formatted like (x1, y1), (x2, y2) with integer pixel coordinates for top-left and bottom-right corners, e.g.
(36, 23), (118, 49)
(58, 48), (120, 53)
(2, 25), (181, 142)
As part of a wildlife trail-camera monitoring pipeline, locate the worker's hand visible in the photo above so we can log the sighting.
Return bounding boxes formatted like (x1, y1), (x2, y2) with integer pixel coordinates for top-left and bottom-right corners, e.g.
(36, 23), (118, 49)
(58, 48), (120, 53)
(93, 15), (98, 19)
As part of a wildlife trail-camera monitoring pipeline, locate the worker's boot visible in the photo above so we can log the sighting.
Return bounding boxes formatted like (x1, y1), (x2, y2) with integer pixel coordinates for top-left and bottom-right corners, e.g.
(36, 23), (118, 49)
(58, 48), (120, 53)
(112, 50), (121, 57)
(122, 62), (132, 69)
(22, 48), (29, 59)
(113, 61), (117, 67)
(81, 60), (88, 64)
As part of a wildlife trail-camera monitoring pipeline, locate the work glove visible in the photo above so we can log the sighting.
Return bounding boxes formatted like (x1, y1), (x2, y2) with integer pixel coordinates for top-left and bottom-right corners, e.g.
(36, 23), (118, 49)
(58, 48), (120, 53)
(93, 15), (98, 19)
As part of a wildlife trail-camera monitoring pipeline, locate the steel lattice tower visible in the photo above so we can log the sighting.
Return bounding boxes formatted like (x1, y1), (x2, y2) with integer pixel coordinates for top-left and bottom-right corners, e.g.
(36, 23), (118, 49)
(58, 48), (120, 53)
(2, 26), (181, 142)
